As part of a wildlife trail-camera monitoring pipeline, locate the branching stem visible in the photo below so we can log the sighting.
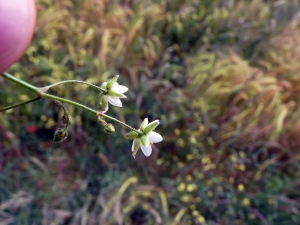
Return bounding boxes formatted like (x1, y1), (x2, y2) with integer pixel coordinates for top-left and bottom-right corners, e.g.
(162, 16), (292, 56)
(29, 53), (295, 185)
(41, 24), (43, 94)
(1, 72), (140, 133)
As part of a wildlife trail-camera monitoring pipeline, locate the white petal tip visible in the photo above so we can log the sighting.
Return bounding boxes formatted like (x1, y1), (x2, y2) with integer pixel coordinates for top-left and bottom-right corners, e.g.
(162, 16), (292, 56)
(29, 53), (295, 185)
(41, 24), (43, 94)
(108, 96), (122, 107)
(148, 131), (163, 143)
(141, 144), (152, 157)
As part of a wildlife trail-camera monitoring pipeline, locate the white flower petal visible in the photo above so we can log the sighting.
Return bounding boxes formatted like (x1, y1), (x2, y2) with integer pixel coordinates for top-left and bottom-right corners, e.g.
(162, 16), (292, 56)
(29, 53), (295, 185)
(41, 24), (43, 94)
(140, 143), (152, 157)
(108, 96), (122, 107)
(148, 131), (163, 143)
(131, 140), (135, 152)
(112, 82), (128, 94)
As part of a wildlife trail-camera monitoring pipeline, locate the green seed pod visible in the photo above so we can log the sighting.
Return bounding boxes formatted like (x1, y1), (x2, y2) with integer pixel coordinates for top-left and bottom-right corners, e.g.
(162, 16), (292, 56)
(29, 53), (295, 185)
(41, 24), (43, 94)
(53, 128), (68, 142)
(104, 123), (115, 134)
(132, 138), (141, 158)
(144, 120), (159, 135)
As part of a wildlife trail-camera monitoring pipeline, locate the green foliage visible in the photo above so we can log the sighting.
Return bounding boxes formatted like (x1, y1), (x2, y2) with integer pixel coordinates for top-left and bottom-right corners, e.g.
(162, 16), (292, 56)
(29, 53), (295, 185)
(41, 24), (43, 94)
(1, 0), (300, 224)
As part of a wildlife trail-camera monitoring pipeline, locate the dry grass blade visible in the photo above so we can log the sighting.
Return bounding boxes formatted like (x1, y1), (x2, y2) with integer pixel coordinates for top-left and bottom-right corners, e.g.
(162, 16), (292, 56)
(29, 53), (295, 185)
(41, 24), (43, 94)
(0, 211), (14, 225)
(0, 191), (33, 211)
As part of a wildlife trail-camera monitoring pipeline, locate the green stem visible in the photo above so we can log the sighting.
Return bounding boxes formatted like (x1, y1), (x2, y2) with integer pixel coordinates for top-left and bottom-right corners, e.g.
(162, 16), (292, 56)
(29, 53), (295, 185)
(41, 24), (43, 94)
(101, 113), (143, 134)
(1, 72), (140, 133)
(42, 93), (140, 133)
(43, 80), (106, 92)
(52, 100), (68, 112)
(41, 92), (97, 114)
(2, 72), (40, 94)
(0, 97), (41, 112)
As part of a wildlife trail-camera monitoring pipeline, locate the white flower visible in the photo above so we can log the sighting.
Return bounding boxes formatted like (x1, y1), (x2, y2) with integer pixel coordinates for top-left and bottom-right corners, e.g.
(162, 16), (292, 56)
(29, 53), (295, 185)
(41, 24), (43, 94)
(99, 75), (128, 111)
(132, 131), (163, 157)
(131, 118), (163, 157)
(107, 82), (128, 107)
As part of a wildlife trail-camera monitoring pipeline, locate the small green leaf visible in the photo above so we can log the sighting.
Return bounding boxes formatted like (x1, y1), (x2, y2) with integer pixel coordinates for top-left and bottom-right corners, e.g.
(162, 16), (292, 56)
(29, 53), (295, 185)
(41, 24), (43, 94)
(141, 135), (150, 147)
(101, 82), (108, 90)
(140, 118), (148, 131)
(108, 89), (126, 98)
(107, 75), (119, 89)
(144, 120), (159, 134)
(132, 139), (141, 158)
(126, 131), (139, 139)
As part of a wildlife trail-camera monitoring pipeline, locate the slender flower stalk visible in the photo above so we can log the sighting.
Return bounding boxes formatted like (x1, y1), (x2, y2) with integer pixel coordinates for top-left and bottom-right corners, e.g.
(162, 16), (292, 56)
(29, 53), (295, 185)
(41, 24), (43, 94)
(43, 80), (106, 92)
(98, 113), (143, 135)
(41, 92), (97, 115)
(0, 96), (41, 112)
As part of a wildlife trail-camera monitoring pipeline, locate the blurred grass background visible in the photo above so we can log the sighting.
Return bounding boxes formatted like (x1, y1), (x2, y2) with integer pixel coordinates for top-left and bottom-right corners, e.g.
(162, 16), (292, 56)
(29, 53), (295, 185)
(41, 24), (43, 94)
(1, 0), (300, 224)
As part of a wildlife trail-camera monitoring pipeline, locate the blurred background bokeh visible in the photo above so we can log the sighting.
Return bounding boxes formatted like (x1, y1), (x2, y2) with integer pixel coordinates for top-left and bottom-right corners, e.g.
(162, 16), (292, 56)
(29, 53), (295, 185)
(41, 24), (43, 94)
(1, 0), (300, 224)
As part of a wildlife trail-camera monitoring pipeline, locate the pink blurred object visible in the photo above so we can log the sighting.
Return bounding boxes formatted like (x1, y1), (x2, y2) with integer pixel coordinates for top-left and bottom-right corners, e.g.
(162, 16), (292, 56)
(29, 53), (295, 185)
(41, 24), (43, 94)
(0, 0), (36, 74)
(27, 125), (38, 133)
